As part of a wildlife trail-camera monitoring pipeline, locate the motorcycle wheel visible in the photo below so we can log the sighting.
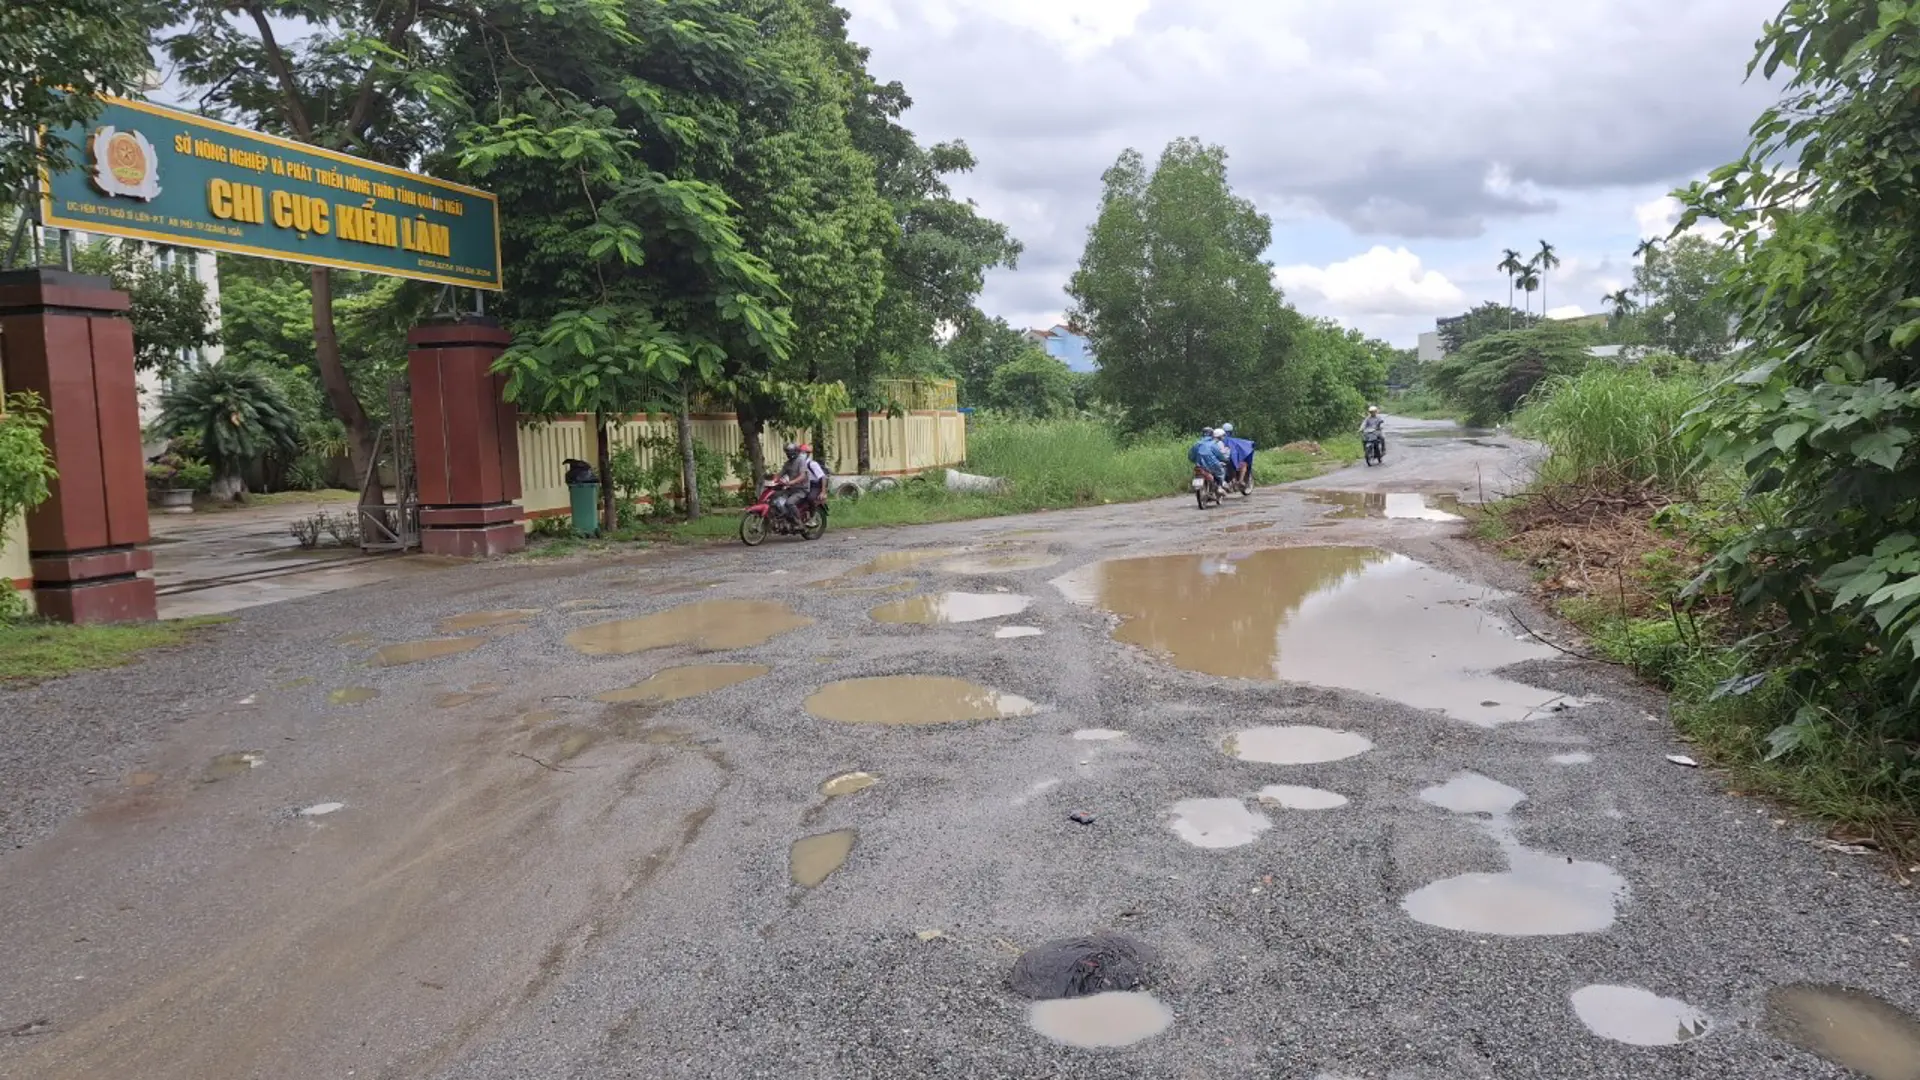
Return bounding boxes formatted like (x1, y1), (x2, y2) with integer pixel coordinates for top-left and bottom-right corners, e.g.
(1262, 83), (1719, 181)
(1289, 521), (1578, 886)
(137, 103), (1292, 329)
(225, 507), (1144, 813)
(801, 508), (827, 541)
(1196, 489), (1208, 510)
(739, 512), (768, 546)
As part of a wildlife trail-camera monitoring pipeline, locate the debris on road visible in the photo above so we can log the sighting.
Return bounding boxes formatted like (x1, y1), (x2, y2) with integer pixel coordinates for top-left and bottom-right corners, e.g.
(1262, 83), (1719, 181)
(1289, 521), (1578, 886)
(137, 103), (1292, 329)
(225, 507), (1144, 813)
(1009, 932), (1156, 1000)
(1666, 754), (1700, 768)
(1069, 811), (1095, 825)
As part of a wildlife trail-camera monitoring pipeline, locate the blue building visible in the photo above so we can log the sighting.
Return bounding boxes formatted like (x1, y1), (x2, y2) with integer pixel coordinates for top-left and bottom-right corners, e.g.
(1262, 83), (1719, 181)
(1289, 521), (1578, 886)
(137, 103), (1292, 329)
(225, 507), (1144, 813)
(1025, 324), (1097, 373)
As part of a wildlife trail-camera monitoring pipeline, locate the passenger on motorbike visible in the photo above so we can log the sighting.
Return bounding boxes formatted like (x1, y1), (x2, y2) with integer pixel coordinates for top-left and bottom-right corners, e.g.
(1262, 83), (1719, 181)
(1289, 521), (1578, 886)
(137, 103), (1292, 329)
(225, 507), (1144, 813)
(799, 443), (827, 513)
(1220, 423), (1255, 487)
(1189, 427), (1228, 490)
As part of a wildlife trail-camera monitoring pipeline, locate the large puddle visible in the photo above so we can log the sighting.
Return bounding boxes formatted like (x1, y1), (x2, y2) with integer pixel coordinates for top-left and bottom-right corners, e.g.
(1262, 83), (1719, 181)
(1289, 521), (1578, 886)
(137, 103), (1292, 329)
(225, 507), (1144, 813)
(1303, 491), (1465, 522)
(790, 830), (856, 887)
(565, 600), (813, 656)
(594, 664), (771, 703)
(371, 637), (488, 667)
(869, 592), (1033, 625)
(1055, 548), (1582, 727)
(804, 676), (1036, 725)
(1402, 778), (1628, 937)
(1571, 984), (1710, 1046)
(1028, 992), (1173, 1049)
(1765, 984), (1920, 1079)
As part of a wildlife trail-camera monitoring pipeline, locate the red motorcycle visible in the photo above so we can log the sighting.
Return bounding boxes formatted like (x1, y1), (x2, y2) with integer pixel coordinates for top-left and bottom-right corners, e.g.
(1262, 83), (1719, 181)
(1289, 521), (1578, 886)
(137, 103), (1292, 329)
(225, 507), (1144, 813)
(740, 479), (828, 545)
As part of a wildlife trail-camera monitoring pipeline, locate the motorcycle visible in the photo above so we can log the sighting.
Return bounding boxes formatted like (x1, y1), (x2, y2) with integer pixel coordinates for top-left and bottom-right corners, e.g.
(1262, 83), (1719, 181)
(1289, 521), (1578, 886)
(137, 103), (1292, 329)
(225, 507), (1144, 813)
(1192, 466), (1224, 509)
(1363, 432), (1387, 467)
(740, 479), (827, 545)
(1225, 458), (1255, 497)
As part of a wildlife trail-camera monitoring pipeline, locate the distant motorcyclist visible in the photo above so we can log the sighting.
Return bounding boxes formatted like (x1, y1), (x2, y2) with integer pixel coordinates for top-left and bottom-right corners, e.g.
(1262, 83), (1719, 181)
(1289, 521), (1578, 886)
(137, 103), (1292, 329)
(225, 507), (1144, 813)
(1360, 406), (1385, 437)
(1360, 406), (1387, 464)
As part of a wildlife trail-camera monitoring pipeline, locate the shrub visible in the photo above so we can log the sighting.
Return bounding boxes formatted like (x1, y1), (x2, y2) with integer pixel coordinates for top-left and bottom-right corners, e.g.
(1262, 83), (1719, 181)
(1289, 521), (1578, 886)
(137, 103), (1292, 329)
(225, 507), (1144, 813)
(1428, 322), (1591, 427)
(1514, 362), (1707, 493)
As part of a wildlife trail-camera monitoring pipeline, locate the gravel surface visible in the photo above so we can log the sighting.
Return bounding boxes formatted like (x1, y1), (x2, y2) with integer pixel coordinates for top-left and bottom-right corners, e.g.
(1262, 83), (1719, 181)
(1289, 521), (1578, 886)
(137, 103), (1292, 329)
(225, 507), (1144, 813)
(1, 419), (1914, 1080)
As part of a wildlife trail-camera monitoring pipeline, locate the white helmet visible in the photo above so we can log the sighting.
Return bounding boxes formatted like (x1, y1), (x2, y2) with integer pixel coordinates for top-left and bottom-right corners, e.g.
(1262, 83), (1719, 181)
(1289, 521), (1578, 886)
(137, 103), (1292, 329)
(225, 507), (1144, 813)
(1222, 423), (1234, 433)
(1212, 428), (1225, 438)
(1367, 405), (1380, 414)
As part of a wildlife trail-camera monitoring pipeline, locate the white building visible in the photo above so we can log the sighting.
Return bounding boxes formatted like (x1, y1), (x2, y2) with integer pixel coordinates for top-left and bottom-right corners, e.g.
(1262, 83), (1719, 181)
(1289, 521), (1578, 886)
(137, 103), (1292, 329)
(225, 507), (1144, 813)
(1416, 330), (1444, 364)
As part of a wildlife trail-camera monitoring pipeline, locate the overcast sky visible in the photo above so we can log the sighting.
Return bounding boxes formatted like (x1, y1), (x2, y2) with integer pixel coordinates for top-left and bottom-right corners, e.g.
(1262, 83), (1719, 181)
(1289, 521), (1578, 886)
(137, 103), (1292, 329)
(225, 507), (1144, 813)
(839, 0), (1781, 347)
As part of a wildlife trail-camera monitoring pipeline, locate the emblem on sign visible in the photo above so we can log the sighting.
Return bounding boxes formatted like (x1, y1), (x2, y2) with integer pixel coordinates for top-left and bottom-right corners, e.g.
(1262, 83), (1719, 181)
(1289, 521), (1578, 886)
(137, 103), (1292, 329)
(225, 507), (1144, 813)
(88, 126), (162, 200)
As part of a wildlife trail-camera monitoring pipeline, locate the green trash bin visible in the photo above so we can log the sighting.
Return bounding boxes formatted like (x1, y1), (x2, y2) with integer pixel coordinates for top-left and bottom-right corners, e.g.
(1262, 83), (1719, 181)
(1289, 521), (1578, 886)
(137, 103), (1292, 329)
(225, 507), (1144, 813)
(567, 482), (601, 537)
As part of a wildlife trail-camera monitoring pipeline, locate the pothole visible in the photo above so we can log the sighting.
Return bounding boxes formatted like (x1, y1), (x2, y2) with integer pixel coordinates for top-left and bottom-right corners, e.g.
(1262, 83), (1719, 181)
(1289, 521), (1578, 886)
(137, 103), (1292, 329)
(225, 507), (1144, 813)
(804, 676), (1036, 725)
(1166, 798), (1270, 849)
(1765, 984), (1920, 1080)
(790, 830), (856, 887)
(820, 772), (878, 797)
(565, 600), (813, 655)
(1028, 992), (1173, 1049)
(1226, 725), (1373, 765)
(939, 552), (1061, 574)
(371, 637), (487, 667)
(439, 608), (541, 632)
(327, 687), (379, 705)
(869, 592), (1033, 625)
(1302, 490), (1465, 522)
(1571, 984), (1710, 1046)
(1257, 785), (1349, 810)
(594, 664), (771, 704)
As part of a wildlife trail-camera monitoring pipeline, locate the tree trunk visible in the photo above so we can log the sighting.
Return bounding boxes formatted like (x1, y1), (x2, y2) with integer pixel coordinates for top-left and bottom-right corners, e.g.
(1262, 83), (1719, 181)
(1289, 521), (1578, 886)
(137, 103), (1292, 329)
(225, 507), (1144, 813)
(595, 414), (616, 533)
(309, 267), (381, 507)
(677, 383), (701, 521)
(856, 408), (871, 474)
(742, 415), (767, 499)
(1506, 279), (1514, 328)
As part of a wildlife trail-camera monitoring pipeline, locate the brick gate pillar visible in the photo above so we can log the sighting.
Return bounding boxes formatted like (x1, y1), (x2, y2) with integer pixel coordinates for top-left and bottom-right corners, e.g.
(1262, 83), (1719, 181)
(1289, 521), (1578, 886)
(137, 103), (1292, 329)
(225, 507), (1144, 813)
(407, 316), (525, 557)
(0, 268), (157, 623)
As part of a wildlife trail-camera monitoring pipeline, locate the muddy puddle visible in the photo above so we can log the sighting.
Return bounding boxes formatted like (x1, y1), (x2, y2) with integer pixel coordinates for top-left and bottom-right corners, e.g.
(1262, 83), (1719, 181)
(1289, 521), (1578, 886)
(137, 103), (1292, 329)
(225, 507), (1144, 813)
(327, 687), (379, 705)
(790, 830), (856, 887)
(1402, 778), (1628, 936)
(594, 663), (771, 704)
(870, 592), (1033, 625)
(1765, 984), (1920, 1079)
(1228, 725), (1374, 765)
(371, 637), (488, 667)
(1029, 991), (1173, 1049)
(438, 608), (541, 632)
(1257, 785), (1348, 810)
(938, 551), (1061, 574)
(1571, 985), (1710, 1046)
(432, 691), (490, 709)
(565, 600), (813, 656)
(821, 772), (878, 797)
(204, 752), (264, 782)
(1166, 798), (1271, 849)
(1055, 547), (1585, 727)
(1303, 490), (1466, 522)
(821, 549), (964, 586)
(1224, 522), (1274, 534)
(804, 676), (1037, 725)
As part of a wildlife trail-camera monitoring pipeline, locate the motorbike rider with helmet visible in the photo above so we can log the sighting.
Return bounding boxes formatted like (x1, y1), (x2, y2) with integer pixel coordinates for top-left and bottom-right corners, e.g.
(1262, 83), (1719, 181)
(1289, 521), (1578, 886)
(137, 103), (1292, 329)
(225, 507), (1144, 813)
(1189, 426), (1228, 493)
(1360, 405), (1386, 461)
(1219, 422), (1255, 488)
(771, 443), (809, 523)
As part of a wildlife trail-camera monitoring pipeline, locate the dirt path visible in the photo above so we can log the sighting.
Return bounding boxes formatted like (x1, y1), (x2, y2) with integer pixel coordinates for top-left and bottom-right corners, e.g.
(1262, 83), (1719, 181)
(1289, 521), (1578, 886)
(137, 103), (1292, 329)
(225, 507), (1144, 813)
(2, 421), (1914, 1080)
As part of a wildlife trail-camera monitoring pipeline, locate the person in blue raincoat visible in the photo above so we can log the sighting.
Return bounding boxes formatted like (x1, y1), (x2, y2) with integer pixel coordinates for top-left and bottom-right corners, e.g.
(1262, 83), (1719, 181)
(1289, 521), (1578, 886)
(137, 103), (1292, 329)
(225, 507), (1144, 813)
(1220, 422), (1256, 487)
(1188, 426), (1227, 488)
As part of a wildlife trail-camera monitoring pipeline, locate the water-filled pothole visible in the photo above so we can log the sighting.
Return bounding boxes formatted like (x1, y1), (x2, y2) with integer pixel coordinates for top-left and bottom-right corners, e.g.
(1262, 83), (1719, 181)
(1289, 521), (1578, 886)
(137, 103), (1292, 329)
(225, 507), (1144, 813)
(820, 771), (877, 797)
(1055, 547), (1584, 726)
(594, 663), (771, 703)
(1571, 984), (1710, 1046)
(1765, 984), (1920, 1079)
(565, 600), (813, 655)
(804, 676), (1036, 725)
(371, 637), (487, 667)
(328, 687), (379, 705)
(439, 608), (541, 632)
(1419, 773), (1525, 816)
(1227, 725), (1373, 765)
(870, 592), (1033, 624)
(1302, 491), (1466, 522)
(204, 752), (264, 782)
(821, 549), (964, 587)
(790, 830), (856, 887)
(1029, 992), (1173, 1049)
(939, 551), (1061, 574)
(1166, 798), (1271, 849)
(1257, 785), (1349, 810)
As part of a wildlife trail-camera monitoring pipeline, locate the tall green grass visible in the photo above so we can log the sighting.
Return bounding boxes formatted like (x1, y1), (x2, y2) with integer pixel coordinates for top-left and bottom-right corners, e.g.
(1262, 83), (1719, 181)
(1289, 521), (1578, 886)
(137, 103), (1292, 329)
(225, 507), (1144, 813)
(1513, 364), (1708, 492)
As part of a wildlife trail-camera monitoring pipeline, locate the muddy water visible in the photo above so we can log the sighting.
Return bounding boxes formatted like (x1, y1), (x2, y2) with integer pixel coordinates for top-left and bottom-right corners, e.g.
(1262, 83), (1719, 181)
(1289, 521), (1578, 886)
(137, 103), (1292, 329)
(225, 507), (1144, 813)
(1304, 490), (1466, 522)
(565, 600), (813, 656)
(1765, 984), (1920, 1079)
(1419, 773), (1526, 816)
(820, 772), (877, 797)
(823, 549), (964, 586)
(438, 609), (541, 632)
(327, 687), (379, 705)
(1227, 726), (1374, 765)
(1224, 522), (1274, 534)
(1056, 548), (1584, 727)
(1028, 991), (1173, 1049)
(1571, 985), (1710, 1046)
(204, 752), (264, 782)
(1166, 798), (1271, 849)
(371, 637), (487, 667)
(594, 664), (771, 704)
(790, 830), (856, 887)
(804, 676), (1037, 725)
(1257, 785), (1349, 810)
(938, 551), (1061, 574)
(869, 592), (1033, 625)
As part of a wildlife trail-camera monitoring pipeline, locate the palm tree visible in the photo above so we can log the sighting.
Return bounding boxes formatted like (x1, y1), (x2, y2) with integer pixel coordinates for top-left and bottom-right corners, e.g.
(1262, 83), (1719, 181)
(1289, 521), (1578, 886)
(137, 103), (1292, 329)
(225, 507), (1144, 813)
(1497, 248), (1526, 327)
(1632, 238), (1661, 308)
(158, 362), (304, 499)
(1534, 240), (1560, 317)
(1515, 266), (1541, 315)
(1601, 288), (1637, 331)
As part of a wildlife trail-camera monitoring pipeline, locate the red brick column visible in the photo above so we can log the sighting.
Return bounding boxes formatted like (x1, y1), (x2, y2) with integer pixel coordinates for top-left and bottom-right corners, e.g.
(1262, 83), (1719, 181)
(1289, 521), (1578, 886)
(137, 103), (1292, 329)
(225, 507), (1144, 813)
(407, 317), (526, 557)
(0, 268), (156, 623)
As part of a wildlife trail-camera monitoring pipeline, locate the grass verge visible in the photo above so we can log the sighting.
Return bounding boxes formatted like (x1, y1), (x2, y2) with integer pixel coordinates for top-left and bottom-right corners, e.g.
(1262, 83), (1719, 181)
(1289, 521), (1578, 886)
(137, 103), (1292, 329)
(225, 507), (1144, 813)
(192, 488), (359, 513)
(0, 616), (231, 683)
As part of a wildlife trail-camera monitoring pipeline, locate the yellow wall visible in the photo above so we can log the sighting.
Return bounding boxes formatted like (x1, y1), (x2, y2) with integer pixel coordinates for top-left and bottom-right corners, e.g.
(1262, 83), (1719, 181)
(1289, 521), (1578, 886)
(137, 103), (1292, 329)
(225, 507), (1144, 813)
(517, 409), (968, 517)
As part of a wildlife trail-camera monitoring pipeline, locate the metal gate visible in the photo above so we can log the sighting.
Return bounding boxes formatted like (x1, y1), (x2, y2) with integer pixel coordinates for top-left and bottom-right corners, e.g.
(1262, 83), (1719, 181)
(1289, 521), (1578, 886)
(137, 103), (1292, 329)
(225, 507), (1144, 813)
(358, 378), (420, 553)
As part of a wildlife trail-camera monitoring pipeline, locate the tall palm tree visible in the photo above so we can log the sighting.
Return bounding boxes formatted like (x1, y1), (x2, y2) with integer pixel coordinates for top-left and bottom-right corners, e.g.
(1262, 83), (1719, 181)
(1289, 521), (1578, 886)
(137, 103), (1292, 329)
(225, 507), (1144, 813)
(1534, 240), (1560, 317)
(1497, 248), (1526, 327)
(1601, 288), (1637, 331)
(1632, 238), (1661, 308)
(1515, 266), (1541, 315)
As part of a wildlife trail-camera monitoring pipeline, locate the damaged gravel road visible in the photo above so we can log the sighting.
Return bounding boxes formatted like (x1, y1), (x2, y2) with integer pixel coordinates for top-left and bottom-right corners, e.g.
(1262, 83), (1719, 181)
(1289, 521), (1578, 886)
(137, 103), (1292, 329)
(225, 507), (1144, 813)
(1, 418), (1916, 1080)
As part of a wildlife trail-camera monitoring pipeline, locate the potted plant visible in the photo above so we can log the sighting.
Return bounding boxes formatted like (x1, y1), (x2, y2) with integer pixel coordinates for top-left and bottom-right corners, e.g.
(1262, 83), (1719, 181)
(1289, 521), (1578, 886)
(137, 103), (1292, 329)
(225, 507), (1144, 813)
(146, 452), (211, 513)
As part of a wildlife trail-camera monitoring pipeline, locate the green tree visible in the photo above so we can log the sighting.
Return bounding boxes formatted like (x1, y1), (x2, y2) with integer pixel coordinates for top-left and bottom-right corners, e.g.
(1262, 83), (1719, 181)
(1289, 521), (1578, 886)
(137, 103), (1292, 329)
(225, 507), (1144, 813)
(1428, 321), (1591, 427)
(1440, 301), (1538, 354)
(0, 1), (164, 232)
(1497, 249), (1525, 327)
(1069, 138), (1283, 437)
(157, 363), (304, 497)
(943, 315), (1042, 406)
(1601, 288), (1637, 333)
(0, 392), (56, 619)
(70, 241), (217, 376)
(1514, 264), (1541, 316)
(985, 351), (1076, 418)
(1674, 0), (1920, 716)
(1632, 232), (1739, 363)
(1533, 240), (1560, 316)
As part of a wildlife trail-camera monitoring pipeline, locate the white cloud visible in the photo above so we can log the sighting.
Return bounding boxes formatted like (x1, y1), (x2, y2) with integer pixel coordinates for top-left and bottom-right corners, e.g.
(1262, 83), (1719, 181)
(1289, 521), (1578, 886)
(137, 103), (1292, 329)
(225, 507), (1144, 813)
(1274, 246), (1466, 318)
(1633, 193), (1731, 241)
(1545, 305), (1588, 320)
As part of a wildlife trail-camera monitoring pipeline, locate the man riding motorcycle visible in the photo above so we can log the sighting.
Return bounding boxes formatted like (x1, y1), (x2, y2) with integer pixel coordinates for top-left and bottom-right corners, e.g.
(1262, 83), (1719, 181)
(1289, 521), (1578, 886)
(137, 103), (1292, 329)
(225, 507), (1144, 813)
(1219, 422), (1255, 488)
(1189, 427), (1228, 493)
(770, 443), (812, 523)
(1360, 405), (1386, 461)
